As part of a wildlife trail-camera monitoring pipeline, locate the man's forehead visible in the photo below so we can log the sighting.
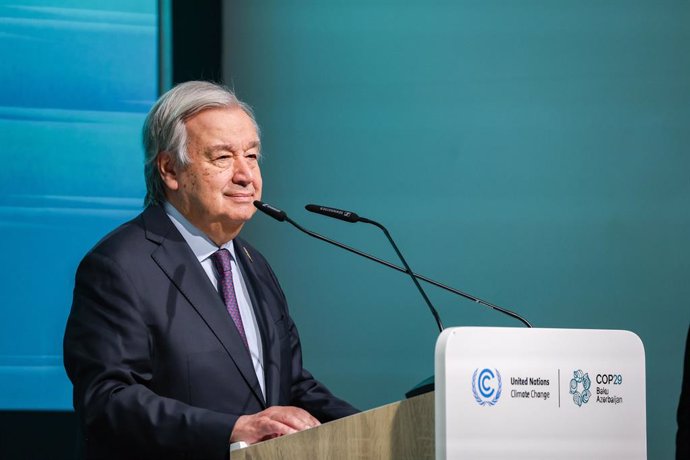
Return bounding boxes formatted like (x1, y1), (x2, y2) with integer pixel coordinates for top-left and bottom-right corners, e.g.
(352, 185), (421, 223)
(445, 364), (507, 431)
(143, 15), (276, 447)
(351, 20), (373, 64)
(185, 108), (259, 140)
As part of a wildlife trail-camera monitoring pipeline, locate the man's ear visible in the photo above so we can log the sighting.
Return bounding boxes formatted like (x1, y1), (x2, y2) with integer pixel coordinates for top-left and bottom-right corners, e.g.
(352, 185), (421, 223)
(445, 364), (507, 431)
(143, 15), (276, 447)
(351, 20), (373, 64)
(158, 152), (180, 191)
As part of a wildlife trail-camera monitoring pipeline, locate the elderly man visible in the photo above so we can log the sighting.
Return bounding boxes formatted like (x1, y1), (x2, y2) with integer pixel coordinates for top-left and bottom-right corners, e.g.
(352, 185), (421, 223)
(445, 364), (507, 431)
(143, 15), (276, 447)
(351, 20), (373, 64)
(63, 81), (358, 459)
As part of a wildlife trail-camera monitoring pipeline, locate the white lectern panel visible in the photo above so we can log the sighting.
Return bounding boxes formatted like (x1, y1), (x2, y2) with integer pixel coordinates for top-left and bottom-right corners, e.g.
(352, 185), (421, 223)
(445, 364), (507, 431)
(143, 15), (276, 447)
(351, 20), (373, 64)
(435, 327), (646, 459)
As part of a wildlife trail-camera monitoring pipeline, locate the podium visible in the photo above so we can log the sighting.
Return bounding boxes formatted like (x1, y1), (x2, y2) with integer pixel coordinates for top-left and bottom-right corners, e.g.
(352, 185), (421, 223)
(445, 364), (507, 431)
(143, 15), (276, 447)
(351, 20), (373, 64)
(232, 327), (646, 459)
(231, 392), (435, 459)
(436, 327), (646, 459)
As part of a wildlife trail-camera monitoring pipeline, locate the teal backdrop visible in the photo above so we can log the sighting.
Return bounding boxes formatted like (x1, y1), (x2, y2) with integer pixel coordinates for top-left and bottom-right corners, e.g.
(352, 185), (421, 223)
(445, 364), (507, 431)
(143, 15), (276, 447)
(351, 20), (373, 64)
(0, 0), (157, 410)
(222, 1), (689, 458)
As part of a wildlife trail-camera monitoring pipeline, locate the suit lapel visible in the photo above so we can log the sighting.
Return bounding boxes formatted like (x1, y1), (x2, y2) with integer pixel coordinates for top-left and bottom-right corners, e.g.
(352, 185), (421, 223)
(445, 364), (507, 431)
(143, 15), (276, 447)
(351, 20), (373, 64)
(142, 206), (266, 407)
(234, 239), (282, 407)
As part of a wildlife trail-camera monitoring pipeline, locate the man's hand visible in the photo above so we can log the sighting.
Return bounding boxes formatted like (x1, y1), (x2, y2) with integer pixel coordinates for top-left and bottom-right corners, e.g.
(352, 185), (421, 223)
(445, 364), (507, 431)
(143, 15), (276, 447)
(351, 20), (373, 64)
(230, 406), (321, 445)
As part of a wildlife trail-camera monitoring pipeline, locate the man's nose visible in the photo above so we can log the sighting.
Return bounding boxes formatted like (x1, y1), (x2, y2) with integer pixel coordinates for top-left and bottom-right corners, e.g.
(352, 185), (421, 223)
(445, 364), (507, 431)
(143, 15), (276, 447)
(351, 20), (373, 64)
(232, 158), (253, 185)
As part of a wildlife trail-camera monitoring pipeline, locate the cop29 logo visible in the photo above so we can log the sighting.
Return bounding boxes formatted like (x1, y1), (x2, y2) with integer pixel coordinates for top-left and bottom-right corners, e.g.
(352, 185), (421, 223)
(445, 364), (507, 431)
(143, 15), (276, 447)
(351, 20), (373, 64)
(569, 369), (591, 407)
(472, 368), (502, 406)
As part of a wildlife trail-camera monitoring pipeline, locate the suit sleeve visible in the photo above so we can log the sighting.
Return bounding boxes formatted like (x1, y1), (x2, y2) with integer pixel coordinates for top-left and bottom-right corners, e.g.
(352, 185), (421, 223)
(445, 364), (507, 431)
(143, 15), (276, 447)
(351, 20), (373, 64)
(261, 260), (360, 421)
(63, 251), (235, 458)
(287, 314), (361, 421)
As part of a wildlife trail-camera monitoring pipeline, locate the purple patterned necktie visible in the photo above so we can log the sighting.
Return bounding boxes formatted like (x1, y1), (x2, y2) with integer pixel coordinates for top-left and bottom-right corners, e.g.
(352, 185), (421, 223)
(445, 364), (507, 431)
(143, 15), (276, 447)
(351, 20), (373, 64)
(211, 249), (249, 349)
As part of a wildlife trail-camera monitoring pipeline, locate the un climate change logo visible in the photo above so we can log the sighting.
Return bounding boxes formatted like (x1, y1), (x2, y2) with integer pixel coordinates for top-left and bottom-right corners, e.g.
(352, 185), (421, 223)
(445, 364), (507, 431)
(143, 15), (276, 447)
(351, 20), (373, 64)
(472, 368), (502, 406)
(569, 369), (591, 407)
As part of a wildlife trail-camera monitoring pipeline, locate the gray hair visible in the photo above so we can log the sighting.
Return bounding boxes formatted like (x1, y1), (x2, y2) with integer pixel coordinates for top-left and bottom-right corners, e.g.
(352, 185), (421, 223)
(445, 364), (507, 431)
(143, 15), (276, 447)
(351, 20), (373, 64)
(142, 81), (259, 207)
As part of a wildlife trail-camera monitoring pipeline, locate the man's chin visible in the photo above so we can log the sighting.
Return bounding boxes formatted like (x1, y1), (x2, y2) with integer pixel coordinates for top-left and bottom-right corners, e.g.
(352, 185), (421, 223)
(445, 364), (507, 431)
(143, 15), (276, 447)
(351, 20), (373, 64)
(224, 210), (256, 226)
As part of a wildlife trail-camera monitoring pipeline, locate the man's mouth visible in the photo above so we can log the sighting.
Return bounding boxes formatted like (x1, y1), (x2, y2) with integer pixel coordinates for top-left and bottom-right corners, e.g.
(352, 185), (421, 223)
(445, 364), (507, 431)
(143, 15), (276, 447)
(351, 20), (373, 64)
(225, 192), (254, 202)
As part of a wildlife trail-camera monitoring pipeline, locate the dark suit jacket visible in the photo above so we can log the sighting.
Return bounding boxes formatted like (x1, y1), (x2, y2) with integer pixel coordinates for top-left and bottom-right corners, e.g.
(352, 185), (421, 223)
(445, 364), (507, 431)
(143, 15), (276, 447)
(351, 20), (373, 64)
(63, 205), (358, 459)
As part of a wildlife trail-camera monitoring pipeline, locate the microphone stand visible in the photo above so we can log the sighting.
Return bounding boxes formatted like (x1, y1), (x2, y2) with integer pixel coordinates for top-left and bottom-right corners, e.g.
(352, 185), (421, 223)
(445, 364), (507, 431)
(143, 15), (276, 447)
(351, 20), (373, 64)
(255, 201), (532, 328)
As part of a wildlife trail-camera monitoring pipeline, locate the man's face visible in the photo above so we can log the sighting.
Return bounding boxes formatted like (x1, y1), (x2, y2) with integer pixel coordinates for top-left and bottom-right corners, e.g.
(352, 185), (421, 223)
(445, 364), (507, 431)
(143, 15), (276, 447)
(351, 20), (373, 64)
(161, 106), (262, 244)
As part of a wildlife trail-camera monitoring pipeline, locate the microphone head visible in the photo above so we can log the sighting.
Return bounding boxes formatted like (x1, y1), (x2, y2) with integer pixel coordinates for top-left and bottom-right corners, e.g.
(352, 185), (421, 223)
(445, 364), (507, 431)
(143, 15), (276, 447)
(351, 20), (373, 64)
(305, 204), (360, 223)
(254, 201), (287, 222)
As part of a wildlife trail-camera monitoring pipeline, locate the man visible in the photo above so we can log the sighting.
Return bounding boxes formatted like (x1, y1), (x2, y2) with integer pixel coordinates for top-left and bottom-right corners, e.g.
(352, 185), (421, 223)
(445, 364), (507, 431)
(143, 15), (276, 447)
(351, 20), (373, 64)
(63, 81), (358, 459)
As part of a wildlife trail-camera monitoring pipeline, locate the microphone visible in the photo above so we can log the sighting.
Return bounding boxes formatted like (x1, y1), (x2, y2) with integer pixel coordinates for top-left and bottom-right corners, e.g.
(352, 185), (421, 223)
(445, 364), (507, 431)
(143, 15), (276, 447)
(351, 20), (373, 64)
(254, 201), (287, 221)
(255, 200), (440, 331)
(254, 201), (531, 328)
(306, 204), (443, 333)
(304, 204), (360, 223)
(305, 203), (532, 328)
(254, 201), (410, 272)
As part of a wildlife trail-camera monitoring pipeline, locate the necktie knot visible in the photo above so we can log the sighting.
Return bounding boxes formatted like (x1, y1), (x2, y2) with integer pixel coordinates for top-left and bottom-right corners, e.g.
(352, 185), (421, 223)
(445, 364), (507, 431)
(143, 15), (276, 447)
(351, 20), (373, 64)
(211, 248), (233, 274)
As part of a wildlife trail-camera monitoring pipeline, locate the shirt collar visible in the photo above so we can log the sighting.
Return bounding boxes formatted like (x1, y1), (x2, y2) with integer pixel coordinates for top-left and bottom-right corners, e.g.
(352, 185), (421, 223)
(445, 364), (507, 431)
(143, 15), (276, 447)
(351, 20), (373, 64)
(163, 202), (236, 262)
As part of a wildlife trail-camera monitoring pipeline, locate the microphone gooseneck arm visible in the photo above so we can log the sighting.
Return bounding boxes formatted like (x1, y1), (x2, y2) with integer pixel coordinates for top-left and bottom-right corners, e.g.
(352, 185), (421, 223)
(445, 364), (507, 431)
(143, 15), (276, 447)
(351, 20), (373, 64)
(303, 204), (443, 331)
(257, 202), (404, 273)
(305, 203), (533, 328)
(255, 201), (532, 328)
(355, 216), (443, 332)
(260, 201), (446, 331)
